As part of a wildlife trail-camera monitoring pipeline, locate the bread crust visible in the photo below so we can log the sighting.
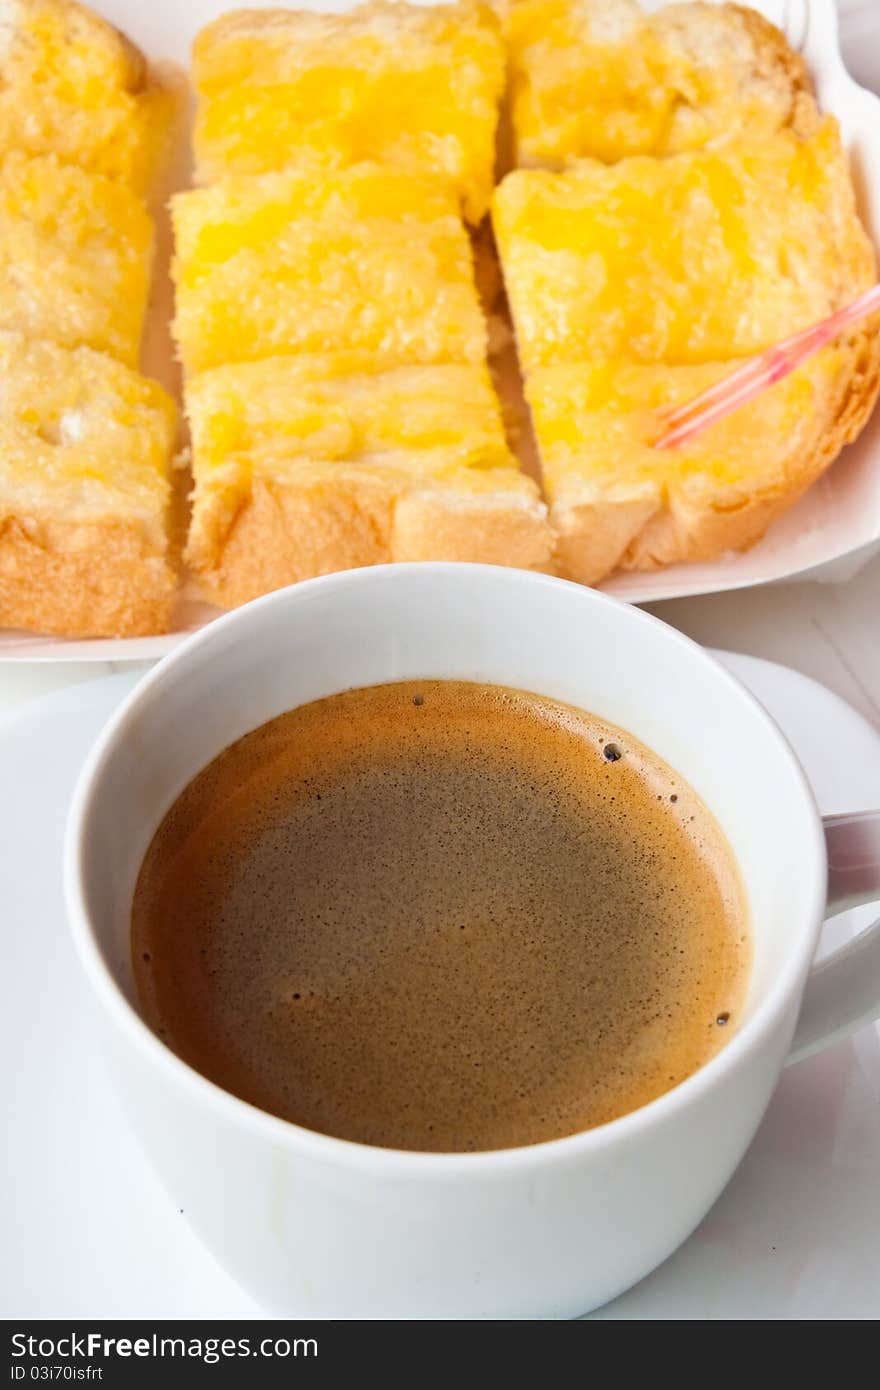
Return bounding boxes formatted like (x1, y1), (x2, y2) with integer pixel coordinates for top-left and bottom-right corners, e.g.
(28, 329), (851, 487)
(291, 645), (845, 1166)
(623, 324), (880, 573)
(655, 2), (817, 145)
(0, 331), (178, 638)
(550, 324), (880, 585)
(188, 473), (394, 608)
(0, 0), (147, 88)
(393, 484), (553, 569)
(728, 3), (813, 130)
(551, 488), (661, 587)
(187, 470), (552, 608)
(0, 515), (175, 638)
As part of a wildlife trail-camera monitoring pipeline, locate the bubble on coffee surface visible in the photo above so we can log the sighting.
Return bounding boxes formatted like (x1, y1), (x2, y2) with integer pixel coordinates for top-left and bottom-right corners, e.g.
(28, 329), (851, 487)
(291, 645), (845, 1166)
(131, 681), (749, 1153)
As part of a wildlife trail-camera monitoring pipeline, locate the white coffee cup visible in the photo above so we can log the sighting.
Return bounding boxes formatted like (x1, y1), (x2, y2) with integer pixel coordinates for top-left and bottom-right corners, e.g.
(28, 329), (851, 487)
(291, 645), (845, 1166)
(65, 564), (880, 1319)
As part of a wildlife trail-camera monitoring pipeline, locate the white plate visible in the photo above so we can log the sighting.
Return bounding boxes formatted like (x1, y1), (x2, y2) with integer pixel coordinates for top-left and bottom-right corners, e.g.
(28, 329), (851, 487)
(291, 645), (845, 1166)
(1, 650), (878, 1318)
(1, 0), (879, 660)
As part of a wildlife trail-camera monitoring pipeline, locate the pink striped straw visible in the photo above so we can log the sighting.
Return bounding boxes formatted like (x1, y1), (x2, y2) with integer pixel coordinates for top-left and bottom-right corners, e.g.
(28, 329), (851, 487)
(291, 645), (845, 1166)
(653, 282), (880, 450)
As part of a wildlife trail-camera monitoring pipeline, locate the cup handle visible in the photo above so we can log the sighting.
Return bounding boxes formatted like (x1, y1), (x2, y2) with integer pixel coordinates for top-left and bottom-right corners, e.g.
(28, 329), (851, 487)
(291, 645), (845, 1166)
(787, 811), (880, 1063)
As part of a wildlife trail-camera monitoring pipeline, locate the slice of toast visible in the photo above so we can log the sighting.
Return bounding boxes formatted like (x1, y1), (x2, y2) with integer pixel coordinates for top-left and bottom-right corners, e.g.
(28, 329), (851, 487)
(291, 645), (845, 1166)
(0, 0), (173, 192)
(192, 0), (504, 223)
(493, 119), (874, 374)
(183, 355), (551, 605)
(530, 348), (880, 584)
(172, 165), (487, 374)
(493, 119), (878, 582)
(500, 0), (815, 169)
(0, 151), (153, 365)
(0, 332), (177, 637)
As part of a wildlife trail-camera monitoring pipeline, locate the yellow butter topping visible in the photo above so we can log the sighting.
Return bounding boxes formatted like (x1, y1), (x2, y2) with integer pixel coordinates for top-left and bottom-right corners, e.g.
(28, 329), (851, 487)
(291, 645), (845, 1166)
(0, 330), (175, 518)
(186, 357), (514, 477)
(0, 151), (153, 365)
(493, 123), (865, 372)
(528, 355), (843, 497)
(193, 1), (503, 222)
(173, 168), (486, 373)
(0, 0), (172, 191)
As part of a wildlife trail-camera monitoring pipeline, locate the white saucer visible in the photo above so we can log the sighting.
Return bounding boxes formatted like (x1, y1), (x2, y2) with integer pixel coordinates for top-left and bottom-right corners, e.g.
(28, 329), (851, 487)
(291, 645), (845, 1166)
(2, 654), (879, 1320)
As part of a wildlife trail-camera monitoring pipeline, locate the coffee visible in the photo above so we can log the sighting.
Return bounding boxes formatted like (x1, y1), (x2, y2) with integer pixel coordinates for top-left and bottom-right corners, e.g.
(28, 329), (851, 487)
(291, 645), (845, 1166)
(132, 681), (749, 1152)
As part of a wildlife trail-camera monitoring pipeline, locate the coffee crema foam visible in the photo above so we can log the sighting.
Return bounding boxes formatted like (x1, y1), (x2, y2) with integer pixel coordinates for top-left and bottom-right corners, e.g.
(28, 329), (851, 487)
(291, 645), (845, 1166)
(132, 681), (750, 1152)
